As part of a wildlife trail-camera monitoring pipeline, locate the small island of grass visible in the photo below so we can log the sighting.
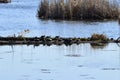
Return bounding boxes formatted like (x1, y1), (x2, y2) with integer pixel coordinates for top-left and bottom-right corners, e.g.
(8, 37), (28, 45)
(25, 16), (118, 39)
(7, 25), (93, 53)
(38, 0), (119, 20)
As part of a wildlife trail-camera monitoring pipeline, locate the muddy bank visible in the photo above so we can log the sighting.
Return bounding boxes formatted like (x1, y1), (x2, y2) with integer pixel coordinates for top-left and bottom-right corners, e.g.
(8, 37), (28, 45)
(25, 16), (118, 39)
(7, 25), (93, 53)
(0, 36), (119, 46)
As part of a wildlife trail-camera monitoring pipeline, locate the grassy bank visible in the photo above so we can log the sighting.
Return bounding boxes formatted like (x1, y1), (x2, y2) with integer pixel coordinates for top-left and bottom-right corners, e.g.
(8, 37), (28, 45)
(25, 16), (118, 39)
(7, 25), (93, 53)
(38, 0), (119, 20)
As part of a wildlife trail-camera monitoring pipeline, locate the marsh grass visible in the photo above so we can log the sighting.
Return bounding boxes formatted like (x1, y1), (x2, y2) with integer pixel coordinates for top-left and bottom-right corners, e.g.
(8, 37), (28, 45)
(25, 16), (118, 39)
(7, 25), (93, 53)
(90, 33), (108, 41)
(38, 0), (119, 20)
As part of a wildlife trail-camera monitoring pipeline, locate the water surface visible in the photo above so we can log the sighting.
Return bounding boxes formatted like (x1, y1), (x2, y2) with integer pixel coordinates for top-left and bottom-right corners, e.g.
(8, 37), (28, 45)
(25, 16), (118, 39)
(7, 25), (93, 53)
(0, 0), (120, 80)
(0, 0), (120, 39)
(0, 43), (120, 80)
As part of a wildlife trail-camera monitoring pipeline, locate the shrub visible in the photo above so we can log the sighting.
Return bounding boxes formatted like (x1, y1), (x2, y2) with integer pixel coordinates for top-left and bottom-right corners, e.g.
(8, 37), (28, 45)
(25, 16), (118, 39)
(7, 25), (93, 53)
(90, 33), (108, 41)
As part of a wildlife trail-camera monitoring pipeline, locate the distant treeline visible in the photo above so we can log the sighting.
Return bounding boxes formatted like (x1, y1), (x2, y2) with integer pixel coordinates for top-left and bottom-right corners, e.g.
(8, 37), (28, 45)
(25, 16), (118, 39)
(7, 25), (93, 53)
(38, 0), (119, 20)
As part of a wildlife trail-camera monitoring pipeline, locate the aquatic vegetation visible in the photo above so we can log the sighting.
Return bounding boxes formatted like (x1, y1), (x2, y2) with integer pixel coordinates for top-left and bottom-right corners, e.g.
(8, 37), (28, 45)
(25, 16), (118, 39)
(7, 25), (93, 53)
(38, 0), (119, 20)
(90, 33), (108, 41)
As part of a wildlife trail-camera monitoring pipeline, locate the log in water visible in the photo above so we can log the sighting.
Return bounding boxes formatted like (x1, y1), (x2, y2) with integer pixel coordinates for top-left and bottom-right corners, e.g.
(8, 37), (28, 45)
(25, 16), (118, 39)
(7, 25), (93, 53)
(0, 36), (119, 46)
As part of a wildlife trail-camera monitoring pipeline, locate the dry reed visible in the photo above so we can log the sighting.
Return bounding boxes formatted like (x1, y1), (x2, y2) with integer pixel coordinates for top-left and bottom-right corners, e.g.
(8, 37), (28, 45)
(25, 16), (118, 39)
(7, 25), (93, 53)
(38, 0), (119, 20)
(90, 33), (108, 41)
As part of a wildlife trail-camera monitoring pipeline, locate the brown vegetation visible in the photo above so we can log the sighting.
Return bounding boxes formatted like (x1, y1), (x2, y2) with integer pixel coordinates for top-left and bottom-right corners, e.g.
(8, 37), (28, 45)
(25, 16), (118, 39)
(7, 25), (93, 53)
(90, 33), (108, 41)
(38, 0), (119, 20)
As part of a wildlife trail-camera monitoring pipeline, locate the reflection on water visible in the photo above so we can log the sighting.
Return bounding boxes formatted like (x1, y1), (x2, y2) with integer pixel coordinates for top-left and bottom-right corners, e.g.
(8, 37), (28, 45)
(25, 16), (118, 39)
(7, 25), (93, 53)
(90, 43), (108, 49)
(0, 43), (120, 80)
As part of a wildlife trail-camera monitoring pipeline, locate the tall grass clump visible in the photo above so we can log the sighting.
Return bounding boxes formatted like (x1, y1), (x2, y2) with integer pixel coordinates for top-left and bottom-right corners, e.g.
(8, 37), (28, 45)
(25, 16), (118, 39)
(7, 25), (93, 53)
(38, 0), (119, 20)
(90, 33), (108, 41)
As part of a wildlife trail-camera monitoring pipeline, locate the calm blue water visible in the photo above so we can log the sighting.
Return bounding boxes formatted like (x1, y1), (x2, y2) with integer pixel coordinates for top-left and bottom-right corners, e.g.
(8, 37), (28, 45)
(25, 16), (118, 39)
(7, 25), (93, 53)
(0, 43), (120, 80)
(0, 0), (120, 80)
(0, 0), (120, 39)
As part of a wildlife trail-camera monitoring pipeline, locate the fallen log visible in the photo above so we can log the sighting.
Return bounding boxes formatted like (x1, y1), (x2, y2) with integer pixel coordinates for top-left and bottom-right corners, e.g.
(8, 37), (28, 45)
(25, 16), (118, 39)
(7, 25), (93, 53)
(0, 36), (119, 46)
